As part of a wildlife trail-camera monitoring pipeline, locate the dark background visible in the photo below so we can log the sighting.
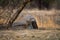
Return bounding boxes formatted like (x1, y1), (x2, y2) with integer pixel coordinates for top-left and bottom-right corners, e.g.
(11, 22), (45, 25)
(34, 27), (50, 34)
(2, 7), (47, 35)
(0, 0), (60, 10)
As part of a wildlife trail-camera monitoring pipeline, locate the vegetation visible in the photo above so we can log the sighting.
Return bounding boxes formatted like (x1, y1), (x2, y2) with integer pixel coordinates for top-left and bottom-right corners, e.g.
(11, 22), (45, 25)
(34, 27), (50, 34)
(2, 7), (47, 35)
(0, 0), (32, 28)
(0, 0), (60, 28)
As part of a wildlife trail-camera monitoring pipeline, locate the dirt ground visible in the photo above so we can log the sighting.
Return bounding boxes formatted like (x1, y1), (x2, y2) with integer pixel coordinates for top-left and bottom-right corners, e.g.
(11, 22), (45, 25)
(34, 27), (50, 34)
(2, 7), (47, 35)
(0, 29), (60, 40)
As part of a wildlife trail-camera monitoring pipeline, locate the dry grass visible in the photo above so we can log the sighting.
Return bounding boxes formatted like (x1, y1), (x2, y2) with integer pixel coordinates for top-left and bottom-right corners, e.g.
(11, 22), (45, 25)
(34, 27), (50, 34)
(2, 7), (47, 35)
(0, 30), (60, 40)
(0, 9), (60, 29)
(15, 9), (60, 29)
